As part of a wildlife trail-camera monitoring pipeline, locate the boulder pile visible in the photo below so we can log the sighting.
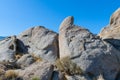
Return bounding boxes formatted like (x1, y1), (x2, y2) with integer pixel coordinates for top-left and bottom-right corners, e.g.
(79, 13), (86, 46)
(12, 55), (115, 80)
(0, 8), (120, 80)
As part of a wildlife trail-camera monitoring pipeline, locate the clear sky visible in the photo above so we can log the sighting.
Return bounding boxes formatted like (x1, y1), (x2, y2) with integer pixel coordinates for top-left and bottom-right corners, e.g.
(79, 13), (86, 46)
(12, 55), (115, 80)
(0, 0), (119, 36)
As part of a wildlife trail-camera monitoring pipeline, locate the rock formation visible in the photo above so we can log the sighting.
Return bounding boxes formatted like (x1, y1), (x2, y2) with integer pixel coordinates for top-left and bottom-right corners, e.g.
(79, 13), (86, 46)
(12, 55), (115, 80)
(17, 61), (54, 80)
(99, 8), (120, 50)
(0, 36), (17, 62)
(17, 26), (59, 62)
(59, 16), (74, 58)
(0, 8), (120, 80)
(59, 16), (120, 80)
(16, 54), (35, 68)
(99, 8), (120, 39)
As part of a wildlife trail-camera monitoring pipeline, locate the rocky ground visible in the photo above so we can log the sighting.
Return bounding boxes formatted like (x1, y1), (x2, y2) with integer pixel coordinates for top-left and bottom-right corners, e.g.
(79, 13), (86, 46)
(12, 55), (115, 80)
(0, 8), (120, 80)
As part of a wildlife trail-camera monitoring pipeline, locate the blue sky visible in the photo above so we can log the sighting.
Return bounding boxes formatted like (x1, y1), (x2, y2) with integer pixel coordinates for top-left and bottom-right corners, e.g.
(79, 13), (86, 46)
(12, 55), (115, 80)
(0, 0), (119, 36)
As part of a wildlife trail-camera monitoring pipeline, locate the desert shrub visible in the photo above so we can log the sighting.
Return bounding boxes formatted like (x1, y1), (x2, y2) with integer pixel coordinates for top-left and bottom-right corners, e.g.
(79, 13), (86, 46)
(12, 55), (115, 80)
(55, 56), (83, 75)
(5, 70), (18, 79)
(32, 77), (40, 80)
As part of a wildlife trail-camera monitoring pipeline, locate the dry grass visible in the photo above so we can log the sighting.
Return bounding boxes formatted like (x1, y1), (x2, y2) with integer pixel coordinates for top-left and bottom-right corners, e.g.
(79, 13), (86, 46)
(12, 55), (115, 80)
(31, 54), (42, 62)
(5, 70), (18, 79)
(55, 56), (83, 75)
(0, 69), (5, 75)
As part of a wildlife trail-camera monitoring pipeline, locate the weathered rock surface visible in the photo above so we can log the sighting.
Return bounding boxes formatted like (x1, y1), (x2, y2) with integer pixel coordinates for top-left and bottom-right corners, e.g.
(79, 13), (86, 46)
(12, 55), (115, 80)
(65, 75), (90, 80)
(17, 26), (59, 62)
(99, 8), (120, 39)
(18, 61), (54, 80)
(59, 16), (120, 80)
(99, 8), (120, 50)
(16, 54), (35, 68)
(1, 8), (120, 80)
(52, 71), (67, 80)
(0, 36), (17, 62)
(59, 16), (74, 58)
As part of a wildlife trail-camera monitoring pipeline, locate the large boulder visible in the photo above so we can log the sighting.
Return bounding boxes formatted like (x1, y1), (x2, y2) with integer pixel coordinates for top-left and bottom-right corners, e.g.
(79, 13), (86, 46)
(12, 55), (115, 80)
(59, 16), (120, 80)
(17, 26), (59, 62)
(0, 36), (17, 62)
(99, 8), (120, 50)
(18, 61), (54, 80)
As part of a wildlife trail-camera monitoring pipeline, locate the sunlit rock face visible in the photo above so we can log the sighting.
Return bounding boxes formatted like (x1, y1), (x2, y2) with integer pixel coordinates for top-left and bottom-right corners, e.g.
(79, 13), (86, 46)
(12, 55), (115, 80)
(99, 8), (120, 50)
(17, 26), (59, 62)
(59, 16), (120, 80)
(0, 36), (17, 62)
(1, 8), (120, 80)
(99, 8), (120, 39)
